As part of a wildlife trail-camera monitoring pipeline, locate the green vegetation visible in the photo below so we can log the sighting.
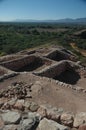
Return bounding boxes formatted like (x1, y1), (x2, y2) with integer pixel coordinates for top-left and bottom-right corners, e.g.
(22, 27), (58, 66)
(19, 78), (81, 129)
(0, 22), (86, 63)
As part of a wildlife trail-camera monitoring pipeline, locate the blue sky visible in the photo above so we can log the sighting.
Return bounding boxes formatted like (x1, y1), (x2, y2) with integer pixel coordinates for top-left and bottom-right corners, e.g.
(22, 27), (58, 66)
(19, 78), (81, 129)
(0, 0), (86, 21)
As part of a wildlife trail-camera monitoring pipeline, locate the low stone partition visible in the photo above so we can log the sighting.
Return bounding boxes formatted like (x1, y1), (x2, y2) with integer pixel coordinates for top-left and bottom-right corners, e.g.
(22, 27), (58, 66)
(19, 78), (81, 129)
(0, 54), (23, 63)
(0, 55), (53, 72)
(45, 49), (77, 62)
(0, 55), (41, 71)
(17, 49), (36, 55)
(34, 60), (81, 85)
(0, 67), (7, 77)
(0, 66), (18, 81)
(34, 61), (67, 78)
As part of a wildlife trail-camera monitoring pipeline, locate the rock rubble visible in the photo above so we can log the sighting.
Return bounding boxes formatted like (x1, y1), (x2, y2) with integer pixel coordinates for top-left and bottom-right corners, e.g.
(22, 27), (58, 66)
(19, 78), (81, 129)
(0, 82), (86, 130)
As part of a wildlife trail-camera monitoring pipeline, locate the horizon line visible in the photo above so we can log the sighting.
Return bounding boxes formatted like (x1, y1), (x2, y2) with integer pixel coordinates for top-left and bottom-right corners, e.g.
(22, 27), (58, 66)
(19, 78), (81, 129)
(0, 17), (86, 22)
(14, 17), (86, 20)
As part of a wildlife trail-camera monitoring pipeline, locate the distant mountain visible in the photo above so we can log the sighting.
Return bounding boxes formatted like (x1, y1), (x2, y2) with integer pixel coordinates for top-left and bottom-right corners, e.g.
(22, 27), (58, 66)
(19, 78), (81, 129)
(56, 18), (86, 24)
(14, 18), (86, 24)
(76, 18), (86, 23)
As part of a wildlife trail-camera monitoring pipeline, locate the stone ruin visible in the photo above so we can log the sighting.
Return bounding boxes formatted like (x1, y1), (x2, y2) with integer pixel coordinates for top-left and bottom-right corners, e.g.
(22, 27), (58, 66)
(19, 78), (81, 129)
(0, 47), (86, 130)
(0, 65), (17, 82)
(0, 47), (85, 86)
(34, 61), (81, 85)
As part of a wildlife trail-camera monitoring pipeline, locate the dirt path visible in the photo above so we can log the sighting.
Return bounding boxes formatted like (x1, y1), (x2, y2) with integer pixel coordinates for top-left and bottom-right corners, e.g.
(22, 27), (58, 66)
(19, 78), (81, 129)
(70, 43), (86, 56)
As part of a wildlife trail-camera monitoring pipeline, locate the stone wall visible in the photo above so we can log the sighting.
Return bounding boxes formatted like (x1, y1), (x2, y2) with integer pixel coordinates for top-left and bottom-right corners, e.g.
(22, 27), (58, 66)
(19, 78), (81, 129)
(34, 60), (81, 79)
(0, 55), (40, 71)
(0, 66), (18, 81)
(0, 68), (6, 76)
(34, 61), (68, 78)
(46, 49), (76, 61)
(0, 54), (23, 63)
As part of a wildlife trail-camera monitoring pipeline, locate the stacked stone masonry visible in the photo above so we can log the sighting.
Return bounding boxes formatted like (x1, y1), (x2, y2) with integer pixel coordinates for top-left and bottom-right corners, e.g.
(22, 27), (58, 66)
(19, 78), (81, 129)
(0, 47), (86, 90)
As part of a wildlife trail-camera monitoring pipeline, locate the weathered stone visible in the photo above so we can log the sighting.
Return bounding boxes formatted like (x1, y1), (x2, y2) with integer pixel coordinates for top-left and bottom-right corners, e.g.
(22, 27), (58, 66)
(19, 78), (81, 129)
(29, 102), (39, 112)
(71, 128), (77, 130)
(7, 98), (17, 106)
(57, 108), (64, 114)
(24, 101), (31, 109)
(28, 112), (42, 122)
(73, 112), (86, 128)
(17, 94), (25, 99)
(78, 124), (86, 130)
(25, 93), (32, 98)
(59, 82), (64, 86)
(3, 124), (18, 130)
(13, 99), (25, 111)
(76, 87), (84, 92)
(40, 105), (61, 122)
(46, 107), (61, 122)
(83, 89), (86, 93)
(0, 100), (4, 108)
(21, 118), (36, 130)
(1, 111), (21, 125)
(37, 106), (47, 118)
(2, 103), (11, 110)
(0, 117), (4, 129)
(61, 112), (74, 127)
(37, 118), (69, 130)
(56, 80), (59, 84)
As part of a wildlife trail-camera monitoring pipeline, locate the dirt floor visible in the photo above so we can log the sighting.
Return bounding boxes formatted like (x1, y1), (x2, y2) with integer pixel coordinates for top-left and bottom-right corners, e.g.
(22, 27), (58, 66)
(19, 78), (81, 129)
(0, 72), (86, 113)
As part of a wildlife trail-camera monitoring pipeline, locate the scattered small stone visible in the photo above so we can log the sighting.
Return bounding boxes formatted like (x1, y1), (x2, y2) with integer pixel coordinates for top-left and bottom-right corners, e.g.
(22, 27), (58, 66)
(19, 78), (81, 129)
(24, 101), (31, 109)
(56, 80), (59, 84)
(29, 102), (39, 112)
(13, 99), (25, 111)
(37, 106), (47, 118)
(46, 106), (61, 122)
(11, 82), (18, 86)
(76, 87), (84, 92)
(25, 92), (32, 98)
(61, 112), (74, 127)
(83, 89), (86, 93)
(7, 98), (17, 106)
(2, 103), (11, 110)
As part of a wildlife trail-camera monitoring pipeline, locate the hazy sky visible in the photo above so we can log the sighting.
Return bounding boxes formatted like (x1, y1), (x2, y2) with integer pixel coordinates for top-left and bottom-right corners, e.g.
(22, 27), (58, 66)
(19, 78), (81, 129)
(0, 0), (86, 21)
